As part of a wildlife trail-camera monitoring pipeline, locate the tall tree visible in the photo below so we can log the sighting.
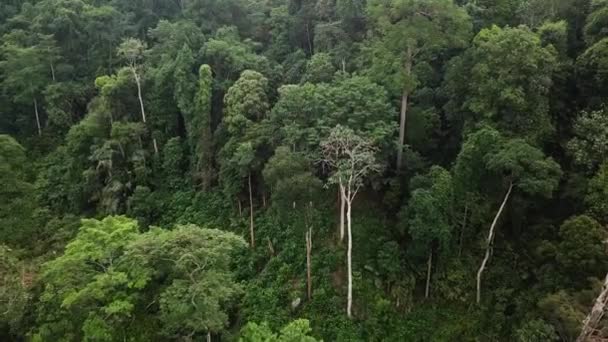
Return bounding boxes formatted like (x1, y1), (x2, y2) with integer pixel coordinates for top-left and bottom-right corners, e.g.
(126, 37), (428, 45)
(321, 125), (382, 317)
(117, 38), (159, 154)
(366, 0), (472, 169)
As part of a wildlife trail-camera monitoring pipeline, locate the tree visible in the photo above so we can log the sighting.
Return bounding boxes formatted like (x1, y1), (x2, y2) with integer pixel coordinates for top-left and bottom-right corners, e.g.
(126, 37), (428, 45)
(321, 125), (382, 317)
(35, 216), (246, 340)
(447, 25), (558, 144)
(0, 33), (55, 136)
(567, 108), (608, 173)
(555, 215), (607, 281)
(366, 0), (472, 169)
(302, 52), (336, 83)
(476, 135), (562, 303)
(117, 38), (158, 154)
(220, 70), (270, 248)
(239, 319), (320, 341)
(585, 163), (608, 223)
(404, 166), (454, 298)
(0, 135), (36, 245)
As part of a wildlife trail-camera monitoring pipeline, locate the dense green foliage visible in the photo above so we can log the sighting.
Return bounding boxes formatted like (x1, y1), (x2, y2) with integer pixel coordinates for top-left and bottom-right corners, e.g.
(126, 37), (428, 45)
(1, 0), (607, 340)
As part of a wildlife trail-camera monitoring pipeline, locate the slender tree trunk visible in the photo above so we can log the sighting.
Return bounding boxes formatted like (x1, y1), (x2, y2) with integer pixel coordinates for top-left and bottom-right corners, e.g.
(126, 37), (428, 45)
(133, 69), (158, 154)
(248, 173), (255, 249)
(339, 185), (346, 242)
(306, 22), (313, 54)
(425, 249), (433, 299)
(50, 62), (56, 82)
(206, 332), (211, 342)
(238, 199), (242, 217)
(476, 182), (513, 304)
(577, 273), (608, 342)
(267, 238), (275, 256)
(458, 203), (468, 258)
(396, 46), (412, 170)
(346, 196), (353, 318)
(33, 97), (42, 136)
(306, 227), (312, 300)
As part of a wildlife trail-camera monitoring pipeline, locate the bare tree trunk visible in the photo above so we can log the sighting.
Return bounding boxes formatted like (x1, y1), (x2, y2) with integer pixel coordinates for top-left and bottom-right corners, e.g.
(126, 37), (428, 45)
(425, 249), (433, 299)
(578, 273), (608, 342)
(133, 69), (158, 155)
(306, 227), (312, 300)
(396, 46), (412, 170)
(248, 173), (255, 249)
(339, 185), (346, 242)
(305, 23), (313, 54)
(50, 62), (56, 82)
(206, 332), (211, 342)
(346, 196), (353, 318)
(476, 182), (513, 304)
(33, 98), (42, 136)
(458, 203), (468, 258)
(267, 238), (275, 256)
(238, 199), (242, 217)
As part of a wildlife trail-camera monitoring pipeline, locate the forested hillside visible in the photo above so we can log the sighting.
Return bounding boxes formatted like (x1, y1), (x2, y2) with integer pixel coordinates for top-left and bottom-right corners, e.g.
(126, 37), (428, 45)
(1, 0), (607, 340)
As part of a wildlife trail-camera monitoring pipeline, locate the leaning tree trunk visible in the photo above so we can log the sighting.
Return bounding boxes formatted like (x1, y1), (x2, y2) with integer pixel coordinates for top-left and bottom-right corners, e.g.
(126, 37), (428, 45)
(425, 249), (433, 299)
(133, 69), (158, 155)
(396, 46), (412, 170)
(33, 98), (42, 136)
(476, 182), (513, 304)
(248, 172), (255, 249)
(577, 273), (608, 342)
(306, 227), (312, 300)
(346, 195), (353, 318)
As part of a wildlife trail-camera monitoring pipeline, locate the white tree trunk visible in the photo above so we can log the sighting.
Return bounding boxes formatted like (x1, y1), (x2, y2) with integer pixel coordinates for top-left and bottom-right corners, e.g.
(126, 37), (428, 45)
(248, 173), (255, 249)
(33, 98), (42, 136)
(50, 62), (56, 82)
(339, 185), (346, 242)
(425, 249), (433, 299)
(206, 331), (211, 342)
(306, 227), (312, 300)
(476, 182), (513, 304)
(346, 197), (353, 318)
(396, 46), (412, 170)
(577, 273), (608, 342)
(133, 69), (158, 155)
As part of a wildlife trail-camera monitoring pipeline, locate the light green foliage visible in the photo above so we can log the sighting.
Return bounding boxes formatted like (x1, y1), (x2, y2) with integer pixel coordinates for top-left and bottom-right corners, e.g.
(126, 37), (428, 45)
(224, 70), (269, 134)
(514, 319), (558, 341)
(567, 108), (608, 172)
(35, 216), (141, 341)
(35, 216), (246, 340)
(125, 224), (247, 337)
(240, 319), (320, 341)
(460, 25), (558, 143)
(302, 53), (336, 83)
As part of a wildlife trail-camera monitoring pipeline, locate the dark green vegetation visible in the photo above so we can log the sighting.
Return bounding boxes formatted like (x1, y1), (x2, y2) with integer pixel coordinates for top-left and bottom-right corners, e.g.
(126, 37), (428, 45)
(1, 0), (607, 340)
